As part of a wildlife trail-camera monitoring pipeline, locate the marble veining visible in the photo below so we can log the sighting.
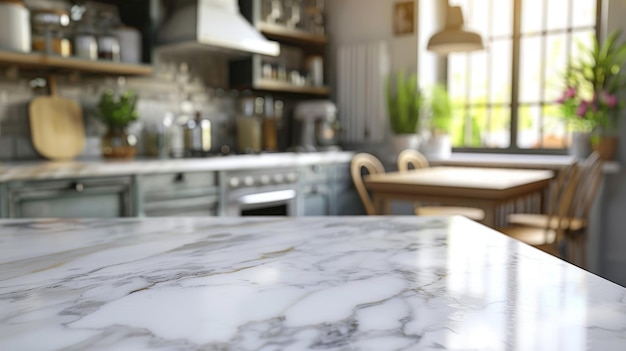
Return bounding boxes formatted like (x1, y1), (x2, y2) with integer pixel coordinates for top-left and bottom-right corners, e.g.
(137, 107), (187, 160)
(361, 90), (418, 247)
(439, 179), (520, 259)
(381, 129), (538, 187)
(0, 151), (355, 181)
(1, 216), (626, 350)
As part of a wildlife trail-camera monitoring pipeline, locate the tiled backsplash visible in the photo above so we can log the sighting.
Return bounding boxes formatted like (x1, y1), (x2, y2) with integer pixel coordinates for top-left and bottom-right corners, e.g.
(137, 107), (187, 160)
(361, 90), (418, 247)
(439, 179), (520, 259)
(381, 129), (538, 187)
(0, 58), (235, 161)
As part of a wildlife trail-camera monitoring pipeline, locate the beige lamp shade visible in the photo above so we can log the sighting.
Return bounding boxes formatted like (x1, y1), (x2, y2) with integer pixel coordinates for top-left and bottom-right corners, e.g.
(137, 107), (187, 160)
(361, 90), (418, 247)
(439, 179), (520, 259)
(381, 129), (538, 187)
(427, 6), (484, 55)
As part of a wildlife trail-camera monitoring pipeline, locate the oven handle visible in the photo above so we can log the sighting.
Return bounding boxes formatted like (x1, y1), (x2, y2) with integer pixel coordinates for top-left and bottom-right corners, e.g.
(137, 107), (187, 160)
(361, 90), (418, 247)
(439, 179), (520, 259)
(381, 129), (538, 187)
(238, 190), (296, 206)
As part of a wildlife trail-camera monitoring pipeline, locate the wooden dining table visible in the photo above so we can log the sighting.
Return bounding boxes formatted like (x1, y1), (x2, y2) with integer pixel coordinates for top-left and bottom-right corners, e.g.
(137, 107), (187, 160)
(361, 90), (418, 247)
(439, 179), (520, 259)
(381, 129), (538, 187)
(364, 166), (555, 227)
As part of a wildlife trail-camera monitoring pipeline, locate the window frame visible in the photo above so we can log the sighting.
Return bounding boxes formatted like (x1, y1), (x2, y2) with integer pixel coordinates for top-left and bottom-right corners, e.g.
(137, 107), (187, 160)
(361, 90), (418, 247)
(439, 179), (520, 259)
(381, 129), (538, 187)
(448, 0), (603, 155)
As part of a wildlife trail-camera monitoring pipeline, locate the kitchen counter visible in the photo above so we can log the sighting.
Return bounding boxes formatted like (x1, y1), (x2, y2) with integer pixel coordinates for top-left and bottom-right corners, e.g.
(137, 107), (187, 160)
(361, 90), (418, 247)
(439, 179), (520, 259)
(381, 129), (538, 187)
(0, 151), (355, 182)
(1, 216), (625, 350)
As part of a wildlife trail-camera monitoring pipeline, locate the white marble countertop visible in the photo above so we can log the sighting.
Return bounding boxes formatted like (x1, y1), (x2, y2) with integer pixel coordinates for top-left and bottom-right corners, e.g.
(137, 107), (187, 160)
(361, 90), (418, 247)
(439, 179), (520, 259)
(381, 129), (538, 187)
(1, 216), (625, 350)
(0, 151), (355, 182)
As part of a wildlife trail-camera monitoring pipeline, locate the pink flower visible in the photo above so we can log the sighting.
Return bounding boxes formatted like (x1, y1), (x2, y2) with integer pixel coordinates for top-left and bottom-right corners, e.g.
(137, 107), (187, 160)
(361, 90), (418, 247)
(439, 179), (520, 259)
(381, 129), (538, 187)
(557, 87), (577, 104)
(577, 100), (589, 117)
(600, 91), (618, 108)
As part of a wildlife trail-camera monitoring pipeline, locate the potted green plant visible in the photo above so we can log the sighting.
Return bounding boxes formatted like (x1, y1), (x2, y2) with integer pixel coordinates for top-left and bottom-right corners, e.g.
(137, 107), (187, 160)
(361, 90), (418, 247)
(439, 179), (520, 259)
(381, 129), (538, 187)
(556, 30), (626, 160)
(424, 84), (453, 158)
(386, 71), (424, 155)
(97, 89), (140, 159)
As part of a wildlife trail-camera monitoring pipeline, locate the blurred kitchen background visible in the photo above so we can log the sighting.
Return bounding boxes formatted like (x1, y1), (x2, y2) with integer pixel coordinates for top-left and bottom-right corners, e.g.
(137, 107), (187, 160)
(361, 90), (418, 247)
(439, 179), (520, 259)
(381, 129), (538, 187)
(0, 0), (345, 160)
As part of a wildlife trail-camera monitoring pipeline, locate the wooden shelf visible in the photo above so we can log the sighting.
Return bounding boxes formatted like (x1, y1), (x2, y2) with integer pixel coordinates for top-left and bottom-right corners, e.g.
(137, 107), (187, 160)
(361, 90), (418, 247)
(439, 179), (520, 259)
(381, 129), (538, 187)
(251, 79), (330, 95)
(0, 50), (153, 76)
(257, 22), (328, 46)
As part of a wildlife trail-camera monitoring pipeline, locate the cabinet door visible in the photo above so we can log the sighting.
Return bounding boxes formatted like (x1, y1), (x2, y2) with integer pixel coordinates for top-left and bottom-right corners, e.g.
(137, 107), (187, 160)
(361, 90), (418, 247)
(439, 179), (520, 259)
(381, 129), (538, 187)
(330, 162), (365, 216)
(331, 181), (365, 216)
(301, 184), (331, 216)
(140, 172), (219, 217)
(7, 177), (134, 218)
(144, 195), (219, 217)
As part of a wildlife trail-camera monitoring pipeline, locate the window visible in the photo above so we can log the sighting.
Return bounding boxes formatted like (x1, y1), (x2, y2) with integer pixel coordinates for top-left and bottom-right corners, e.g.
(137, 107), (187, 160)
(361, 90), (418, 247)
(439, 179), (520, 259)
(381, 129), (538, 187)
(447, 0), (599, 152)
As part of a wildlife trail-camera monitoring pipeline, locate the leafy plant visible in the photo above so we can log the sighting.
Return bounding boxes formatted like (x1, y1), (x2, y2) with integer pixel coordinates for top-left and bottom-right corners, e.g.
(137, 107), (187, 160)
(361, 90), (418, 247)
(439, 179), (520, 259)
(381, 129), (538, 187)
(386, 71), (423, 134)
(429, 84), (453, 134)
(557, 30), (626, 135)
(97, 90), (140, 128)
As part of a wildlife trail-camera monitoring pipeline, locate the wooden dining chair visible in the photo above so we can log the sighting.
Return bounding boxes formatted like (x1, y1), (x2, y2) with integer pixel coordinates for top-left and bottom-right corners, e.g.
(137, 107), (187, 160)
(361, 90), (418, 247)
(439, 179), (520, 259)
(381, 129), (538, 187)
(396, 149), (485, 221)
(499, 161), (581, 258)
(504, 152), (603, 266)
(351, 153), (386, 215)
(561, 152), (604, 266)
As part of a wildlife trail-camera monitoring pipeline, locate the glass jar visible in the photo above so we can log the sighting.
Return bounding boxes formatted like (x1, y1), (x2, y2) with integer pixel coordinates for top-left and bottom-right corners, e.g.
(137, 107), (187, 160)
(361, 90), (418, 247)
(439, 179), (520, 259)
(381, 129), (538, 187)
(236, 96), (263, 154)
(102, 126), (137, 159)
(31, 8), (72, 57)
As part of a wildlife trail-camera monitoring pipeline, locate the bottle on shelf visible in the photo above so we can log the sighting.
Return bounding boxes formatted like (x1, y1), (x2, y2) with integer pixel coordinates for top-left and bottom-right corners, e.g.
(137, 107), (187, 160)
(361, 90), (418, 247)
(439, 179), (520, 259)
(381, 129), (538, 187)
(169, 97), (193, 158)
(236, 95), (263, 154)
(262, 95), (278, 152)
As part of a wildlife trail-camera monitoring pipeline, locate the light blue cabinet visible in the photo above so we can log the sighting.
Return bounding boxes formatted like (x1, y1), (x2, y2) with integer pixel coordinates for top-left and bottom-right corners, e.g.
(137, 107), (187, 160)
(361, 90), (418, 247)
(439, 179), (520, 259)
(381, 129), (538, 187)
(5, 176), (136, 218)
(330, 163), (365, 215)
(139, 172), (219, 217)
(298, 164), (332, 216)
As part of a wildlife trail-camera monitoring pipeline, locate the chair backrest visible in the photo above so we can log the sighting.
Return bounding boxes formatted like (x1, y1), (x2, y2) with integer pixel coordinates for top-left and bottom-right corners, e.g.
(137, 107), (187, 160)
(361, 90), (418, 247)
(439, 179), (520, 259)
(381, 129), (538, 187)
(351, 153), (385, 215)
(570, 151), (604, 220)
(549, 163), (582, 244)
(397, 149), (429, 172)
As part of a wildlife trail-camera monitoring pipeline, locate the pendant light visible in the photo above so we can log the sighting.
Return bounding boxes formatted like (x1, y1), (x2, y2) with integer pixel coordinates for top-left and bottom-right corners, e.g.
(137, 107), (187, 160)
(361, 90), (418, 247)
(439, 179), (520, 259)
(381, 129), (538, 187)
(427, 5), (484, 55)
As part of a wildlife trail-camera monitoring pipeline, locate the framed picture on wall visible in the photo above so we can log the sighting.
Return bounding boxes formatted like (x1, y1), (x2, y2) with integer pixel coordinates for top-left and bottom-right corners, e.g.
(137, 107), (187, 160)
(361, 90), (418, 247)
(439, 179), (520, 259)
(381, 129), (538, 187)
(394, 1), (414, 36)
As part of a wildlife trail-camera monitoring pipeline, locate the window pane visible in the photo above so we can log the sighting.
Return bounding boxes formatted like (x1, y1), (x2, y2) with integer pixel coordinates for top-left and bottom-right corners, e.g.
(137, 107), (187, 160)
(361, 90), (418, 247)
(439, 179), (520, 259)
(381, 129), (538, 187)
(517, 105), (541, 148)
(544, 33), (568, 102)
(451, 106), (468, 147)
(469, 52), (488, 102)
(466, 0), (489, 40)
(572, 0), (596, 28)
(546, 0), (570, 31)
(448, 53), (467, 104)
(519, 36), (542, 103)
(492, 0), (513, 37)
(571, 30), (595, 65)
(518, 105), (568, 149)
(542, 106), (569, 149)
(490, 39), (512, 104)
(469, 106), (489, 147)
(485, 106), (511, 148)
(521, 0), (544, 34)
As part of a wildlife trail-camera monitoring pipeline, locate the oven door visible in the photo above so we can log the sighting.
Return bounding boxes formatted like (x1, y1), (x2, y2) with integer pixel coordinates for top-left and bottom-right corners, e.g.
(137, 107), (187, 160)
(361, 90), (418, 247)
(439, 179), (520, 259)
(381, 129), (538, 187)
(225, 187), (297, 216)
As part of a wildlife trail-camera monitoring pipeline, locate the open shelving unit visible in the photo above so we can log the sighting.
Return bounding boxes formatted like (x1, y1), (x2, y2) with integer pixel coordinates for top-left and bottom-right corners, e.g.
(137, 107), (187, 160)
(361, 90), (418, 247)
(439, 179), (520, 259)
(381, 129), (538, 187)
(256, 22), (328, 46)
(0, 50), (153, 76)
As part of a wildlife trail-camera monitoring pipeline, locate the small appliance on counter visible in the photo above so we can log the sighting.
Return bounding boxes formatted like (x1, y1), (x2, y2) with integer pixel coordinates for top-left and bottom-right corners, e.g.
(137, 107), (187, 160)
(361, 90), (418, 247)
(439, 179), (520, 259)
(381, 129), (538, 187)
(183, 111), (212, 157)
(293, 100), (341, 152)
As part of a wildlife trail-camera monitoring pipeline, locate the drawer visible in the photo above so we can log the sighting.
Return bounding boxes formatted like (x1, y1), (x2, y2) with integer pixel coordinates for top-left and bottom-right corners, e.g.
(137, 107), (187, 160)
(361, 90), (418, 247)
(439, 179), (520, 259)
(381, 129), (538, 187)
(299, 164), (330, 183)
(7, 176), (134, 218)
(144, 195), (219, 217)
(141, 172), (217, 198)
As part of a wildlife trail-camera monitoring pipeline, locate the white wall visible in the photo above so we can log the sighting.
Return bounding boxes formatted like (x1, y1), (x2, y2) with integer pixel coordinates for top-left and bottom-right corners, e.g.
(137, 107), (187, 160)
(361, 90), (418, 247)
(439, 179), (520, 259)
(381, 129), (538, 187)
(326, 0), (445, 158)
(594, 0), (626, 285)
(326, 0), (445, 90)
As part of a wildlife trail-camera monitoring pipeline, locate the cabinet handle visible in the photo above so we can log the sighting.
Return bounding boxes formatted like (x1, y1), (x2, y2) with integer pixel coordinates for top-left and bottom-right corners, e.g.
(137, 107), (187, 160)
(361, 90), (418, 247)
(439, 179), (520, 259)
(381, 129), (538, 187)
(174, 173), (185, 183)
(73, 182), (84, 192)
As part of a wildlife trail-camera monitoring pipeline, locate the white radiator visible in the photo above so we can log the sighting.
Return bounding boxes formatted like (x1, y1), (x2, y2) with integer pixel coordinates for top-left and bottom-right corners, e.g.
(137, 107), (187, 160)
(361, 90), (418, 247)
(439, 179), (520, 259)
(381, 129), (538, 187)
(337, 41), (390, 144)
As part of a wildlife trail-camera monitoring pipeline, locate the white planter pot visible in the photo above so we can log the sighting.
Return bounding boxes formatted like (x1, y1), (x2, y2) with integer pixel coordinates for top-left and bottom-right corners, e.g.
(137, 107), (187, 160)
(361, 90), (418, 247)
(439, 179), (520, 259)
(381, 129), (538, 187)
(425, 134), (451, 159)
(569, 132), (592, 160)
(391, 134), (420, 157)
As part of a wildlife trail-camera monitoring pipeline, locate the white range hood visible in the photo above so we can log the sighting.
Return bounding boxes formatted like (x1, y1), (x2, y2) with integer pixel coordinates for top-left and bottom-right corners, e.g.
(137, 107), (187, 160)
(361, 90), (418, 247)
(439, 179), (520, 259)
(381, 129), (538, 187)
(158, 0), (280, 57)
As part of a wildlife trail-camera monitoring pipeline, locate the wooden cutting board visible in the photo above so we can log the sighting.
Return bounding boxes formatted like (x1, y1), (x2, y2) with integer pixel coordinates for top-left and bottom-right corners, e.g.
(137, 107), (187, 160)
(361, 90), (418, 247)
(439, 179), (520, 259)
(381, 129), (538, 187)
(29, 76), (85, 161)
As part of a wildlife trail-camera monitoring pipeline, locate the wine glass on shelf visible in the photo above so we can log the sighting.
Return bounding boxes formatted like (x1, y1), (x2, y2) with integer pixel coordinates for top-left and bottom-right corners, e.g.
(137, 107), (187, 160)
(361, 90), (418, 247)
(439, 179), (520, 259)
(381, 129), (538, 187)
(287, 0), (301, 29)
(266, 0), (283, 24)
